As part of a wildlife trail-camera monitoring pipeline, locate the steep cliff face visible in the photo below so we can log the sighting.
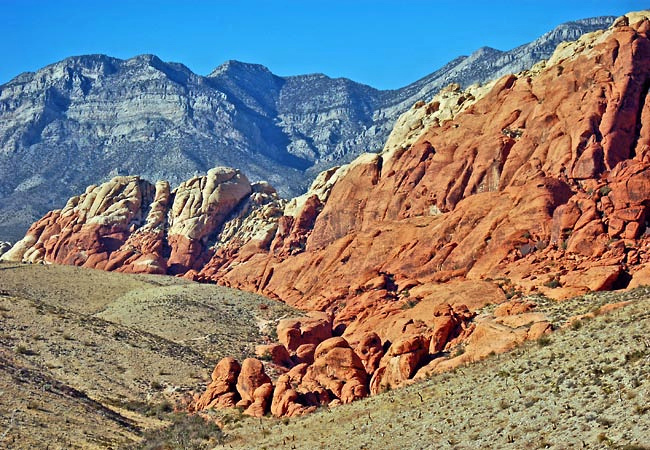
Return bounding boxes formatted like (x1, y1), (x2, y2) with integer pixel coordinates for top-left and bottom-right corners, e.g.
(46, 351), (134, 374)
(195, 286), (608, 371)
(0, 17), (614, 241)
(5, 12), (650, 330)
(192, 13), (650, 318)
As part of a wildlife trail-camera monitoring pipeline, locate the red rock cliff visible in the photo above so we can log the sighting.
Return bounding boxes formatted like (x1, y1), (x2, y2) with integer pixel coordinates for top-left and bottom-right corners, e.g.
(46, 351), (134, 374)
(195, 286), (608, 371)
(4, 13), (650, 342)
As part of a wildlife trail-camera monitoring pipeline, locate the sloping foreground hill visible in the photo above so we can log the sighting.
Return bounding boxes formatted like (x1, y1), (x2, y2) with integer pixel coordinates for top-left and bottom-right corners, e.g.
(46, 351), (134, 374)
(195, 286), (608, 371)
(0, 262), (297, 448)
(0, 265), (647, 448)
(202, 288), (649, 450)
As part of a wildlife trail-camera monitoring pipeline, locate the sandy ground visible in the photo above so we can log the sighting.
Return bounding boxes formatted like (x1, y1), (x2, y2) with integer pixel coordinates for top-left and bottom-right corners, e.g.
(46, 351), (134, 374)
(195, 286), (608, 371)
(0, 262), (297, 449)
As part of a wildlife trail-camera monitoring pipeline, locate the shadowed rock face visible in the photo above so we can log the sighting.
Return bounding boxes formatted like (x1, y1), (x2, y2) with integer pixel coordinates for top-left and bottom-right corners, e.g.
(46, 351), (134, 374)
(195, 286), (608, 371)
(0, 18), (614, 241)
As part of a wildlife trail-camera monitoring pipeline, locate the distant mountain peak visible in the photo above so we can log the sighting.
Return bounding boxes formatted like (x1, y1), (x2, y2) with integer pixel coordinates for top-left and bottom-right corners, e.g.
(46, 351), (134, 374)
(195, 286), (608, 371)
(472, 46), (503, 56)
(208, 60), (273, 78)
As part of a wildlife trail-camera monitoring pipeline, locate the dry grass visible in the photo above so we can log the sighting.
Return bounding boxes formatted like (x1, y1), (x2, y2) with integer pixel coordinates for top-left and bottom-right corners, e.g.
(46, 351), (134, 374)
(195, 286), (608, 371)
(1, 261), (648, 449)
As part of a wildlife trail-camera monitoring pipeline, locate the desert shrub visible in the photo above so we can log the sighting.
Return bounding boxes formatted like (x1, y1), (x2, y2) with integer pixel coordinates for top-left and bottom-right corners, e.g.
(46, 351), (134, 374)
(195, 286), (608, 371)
(597, 432), (612, 446)
(14, 344), (37, 355)
(138, 413), (225, 449)
(401, 299), (420, 310)
(504, 288), (521, 299)
(537, 336), (552, 347)
(113, 398), (172, 418)
(625, 350), (645, 364)
(570, 320), (583, 331)
(634, 404), (649, 415)
(544, 278), (561, 289)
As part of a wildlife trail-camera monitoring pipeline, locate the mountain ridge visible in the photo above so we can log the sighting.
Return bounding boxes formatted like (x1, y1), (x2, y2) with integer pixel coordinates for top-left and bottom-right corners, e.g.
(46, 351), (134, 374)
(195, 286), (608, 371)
(0, 15), (615, 241)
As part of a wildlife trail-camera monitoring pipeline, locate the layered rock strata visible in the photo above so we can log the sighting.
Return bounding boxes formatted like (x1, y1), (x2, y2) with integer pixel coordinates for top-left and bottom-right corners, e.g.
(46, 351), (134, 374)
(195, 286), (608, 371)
(0, 17), (614, 241)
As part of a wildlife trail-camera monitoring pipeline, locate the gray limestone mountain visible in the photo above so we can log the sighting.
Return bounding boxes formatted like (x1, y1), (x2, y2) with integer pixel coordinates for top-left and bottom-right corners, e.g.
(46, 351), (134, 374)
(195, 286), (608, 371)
(0, 16), (614, 241)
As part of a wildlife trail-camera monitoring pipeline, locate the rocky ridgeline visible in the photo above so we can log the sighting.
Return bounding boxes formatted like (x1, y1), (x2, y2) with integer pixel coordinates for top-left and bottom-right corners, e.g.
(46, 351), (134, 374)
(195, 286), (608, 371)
(0, 17), (614, 241)
(3, 12), (650, 417)
(1, 167), (284, 276)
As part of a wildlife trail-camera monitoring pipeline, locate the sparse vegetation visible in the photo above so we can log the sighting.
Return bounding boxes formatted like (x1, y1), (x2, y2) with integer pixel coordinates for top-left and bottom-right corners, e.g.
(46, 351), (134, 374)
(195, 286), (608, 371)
(213, 288), (650, 449)
(150, 380), (164, 391)
(14, 343), (38, 355)
(0, 262), (297, 448)
(599, 186), (612, 196)
(258, 351), (273, 361)
(544, 277), (561, 289)
(138, 413), (225, 449)
(401, 299), (420, 310)
(2, 262), (650, 449)
(625, 350), (645, 364)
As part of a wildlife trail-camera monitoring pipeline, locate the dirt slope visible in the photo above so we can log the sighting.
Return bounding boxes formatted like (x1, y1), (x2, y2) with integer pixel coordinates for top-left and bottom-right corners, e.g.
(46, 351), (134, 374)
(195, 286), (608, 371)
(0, 262), (297, 448)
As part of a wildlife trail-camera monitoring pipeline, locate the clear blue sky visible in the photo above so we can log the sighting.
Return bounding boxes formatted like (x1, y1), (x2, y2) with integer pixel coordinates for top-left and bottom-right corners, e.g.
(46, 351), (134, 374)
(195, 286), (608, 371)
(1, 0), (647, 89)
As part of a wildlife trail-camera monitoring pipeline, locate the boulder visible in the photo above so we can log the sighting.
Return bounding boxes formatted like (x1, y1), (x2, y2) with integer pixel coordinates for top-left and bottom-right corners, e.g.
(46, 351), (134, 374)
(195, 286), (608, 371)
(195, 357), (241, 411)
(277, 312), (332, 351)
(294, 344), (316, 365)
(629, 264), (650, 289)
(354, 332), (384, 375)
(429, 304), (474, 353)
(243, 382), (274, 417)
(494, 300), (537, 317)
(235, 358), (271, 407)
(300, 337), (368, 404)
(371, 335), (430, 394)
(270, 375), (300, 417)
(561, 265), (622, 292)
(255, 343), (293, 367)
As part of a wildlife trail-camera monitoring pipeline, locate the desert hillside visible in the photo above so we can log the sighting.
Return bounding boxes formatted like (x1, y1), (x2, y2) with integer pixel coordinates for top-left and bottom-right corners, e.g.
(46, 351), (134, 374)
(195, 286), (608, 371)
(0, 262), (297, 448)
(2, 263), (646, 448)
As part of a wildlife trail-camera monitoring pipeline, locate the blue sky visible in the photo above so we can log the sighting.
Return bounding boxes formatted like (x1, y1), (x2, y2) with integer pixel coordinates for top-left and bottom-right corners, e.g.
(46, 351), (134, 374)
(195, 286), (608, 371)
(1, 1), (647, 89)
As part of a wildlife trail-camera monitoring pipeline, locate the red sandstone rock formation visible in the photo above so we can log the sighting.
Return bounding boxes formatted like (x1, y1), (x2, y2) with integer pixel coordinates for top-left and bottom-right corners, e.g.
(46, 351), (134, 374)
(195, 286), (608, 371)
(276, 312), (332, 352)
(193, 357), (241, 410)
(5, 12), (650, 418)
(190, 14), (650, 415)
(194, 299), (551, 415)
(255, 343), (293, 367)
(354, 332), (384, 375)
(236, 358), (272, 409)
